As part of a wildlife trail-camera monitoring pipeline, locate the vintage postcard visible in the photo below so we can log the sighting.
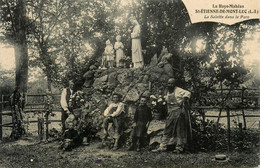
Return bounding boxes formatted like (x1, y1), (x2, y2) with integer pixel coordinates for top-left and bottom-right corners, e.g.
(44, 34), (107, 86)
(0, 0), (259, 167)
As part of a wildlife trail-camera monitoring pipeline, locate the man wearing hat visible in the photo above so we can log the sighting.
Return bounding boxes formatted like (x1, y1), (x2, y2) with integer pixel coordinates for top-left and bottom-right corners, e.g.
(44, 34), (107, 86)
(153, 78), (191, 153)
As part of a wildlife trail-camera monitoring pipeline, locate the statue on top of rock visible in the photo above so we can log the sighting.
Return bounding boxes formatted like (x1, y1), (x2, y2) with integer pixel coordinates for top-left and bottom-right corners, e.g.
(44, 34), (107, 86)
(103, 39), (115, 68)
(83, 65), (97, 88)
(158, 46), (172, 65)
(114, 35), (125, 68)
(157, 46), (180, 78)
(131, 18), (144, 69)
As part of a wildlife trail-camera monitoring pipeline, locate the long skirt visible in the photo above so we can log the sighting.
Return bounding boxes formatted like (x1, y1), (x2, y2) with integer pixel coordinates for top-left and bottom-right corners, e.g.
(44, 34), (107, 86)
(160, 105), (191, 148)
(132, 38), (143, 67)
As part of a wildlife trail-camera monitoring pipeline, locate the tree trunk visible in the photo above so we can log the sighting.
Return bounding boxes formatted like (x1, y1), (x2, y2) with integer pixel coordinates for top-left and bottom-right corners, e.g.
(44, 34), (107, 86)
(47, 74), (52, 91)
(14, 0), (28, 92)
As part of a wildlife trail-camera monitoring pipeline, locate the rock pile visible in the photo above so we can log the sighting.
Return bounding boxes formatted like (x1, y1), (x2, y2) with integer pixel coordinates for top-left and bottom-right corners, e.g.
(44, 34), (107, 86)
(79, 64), (180, 145)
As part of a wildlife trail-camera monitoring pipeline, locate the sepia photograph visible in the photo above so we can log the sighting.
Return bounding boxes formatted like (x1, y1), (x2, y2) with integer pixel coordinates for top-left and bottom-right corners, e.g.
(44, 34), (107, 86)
(0, 0), (259, 167)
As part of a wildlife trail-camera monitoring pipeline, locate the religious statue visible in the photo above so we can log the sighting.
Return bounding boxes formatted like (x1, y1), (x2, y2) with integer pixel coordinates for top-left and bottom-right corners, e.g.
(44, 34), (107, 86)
(114, 35), (125, 68)
(157, 46), (175, 78)
(104, 39), (115, 68)
(131, 18), (144, 68)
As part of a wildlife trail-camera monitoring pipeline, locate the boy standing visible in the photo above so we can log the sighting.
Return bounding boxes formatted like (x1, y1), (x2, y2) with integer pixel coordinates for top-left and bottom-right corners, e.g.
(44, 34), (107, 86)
(129, 96), (152, 151)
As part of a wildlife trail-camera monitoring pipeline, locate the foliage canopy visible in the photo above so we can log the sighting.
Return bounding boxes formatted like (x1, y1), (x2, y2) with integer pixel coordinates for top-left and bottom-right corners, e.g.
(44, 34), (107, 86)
(0, 0), (259, 95)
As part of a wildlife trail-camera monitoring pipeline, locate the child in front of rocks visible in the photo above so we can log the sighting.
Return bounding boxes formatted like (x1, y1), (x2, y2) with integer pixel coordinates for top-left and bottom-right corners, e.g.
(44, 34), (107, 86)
(128, 96), (152, 151)
(60, 114), (81, 151)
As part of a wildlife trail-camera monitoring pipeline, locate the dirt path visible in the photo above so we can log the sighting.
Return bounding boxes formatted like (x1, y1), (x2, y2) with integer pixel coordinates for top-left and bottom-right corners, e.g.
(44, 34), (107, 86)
(0, 137), (259, 168)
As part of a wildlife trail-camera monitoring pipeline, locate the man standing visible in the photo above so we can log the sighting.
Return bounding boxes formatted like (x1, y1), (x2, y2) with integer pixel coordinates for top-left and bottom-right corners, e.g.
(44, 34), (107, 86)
(60, 80), (74, 133)
(153, 78), (191, 153)
(102, 94), (125, 150)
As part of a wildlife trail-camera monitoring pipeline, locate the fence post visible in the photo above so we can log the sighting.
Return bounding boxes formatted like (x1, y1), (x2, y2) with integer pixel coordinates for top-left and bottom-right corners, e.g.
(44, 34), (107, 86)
(239, 123), (243, 134)
(45, 112), (49, 141)
(241, 87), (247, 129)
(216, 108), (222, 134)
(0, 95), (3, 140)
(38, 117), (44, 141)
(226, 106), (231, 152)
(216, 81), (223, 134)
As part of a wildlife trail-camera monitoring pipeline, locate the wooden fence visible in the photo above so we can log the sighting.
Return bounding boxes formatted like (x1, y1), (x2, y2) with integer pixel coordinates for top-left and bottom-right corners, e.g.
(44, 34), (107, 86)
(0, 95), (9, 139)
(192, 88), (260, 126)
(0, 88), (259, 150)
(0, 93), (62, 140)
(191, 88), (260, 151)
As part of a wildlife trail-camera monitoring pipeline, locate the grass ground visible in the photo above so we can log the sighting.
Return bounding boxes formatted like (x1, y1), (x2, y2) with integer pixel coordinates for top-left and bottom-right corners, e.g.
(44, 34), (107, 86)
(1, 110), (259, 168)
(0, 136), (259, 168)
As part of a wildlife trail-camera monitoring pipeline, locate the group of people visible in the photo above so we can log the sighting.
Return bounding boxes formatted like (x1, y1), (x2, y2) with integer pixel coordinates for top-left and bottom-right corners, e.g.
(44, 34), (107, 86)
(60, 78), (192, 153)
(101, 18), (144, 69)
(101, 94), (152, 151)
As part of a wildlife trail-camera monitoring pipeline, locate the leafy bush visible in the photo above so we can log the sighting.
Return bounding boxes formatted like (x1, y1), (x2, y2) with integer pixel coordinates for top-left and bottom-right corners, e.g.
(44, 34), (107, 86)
(191, 113), (259, 152)
(230, 129), (259, 152)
